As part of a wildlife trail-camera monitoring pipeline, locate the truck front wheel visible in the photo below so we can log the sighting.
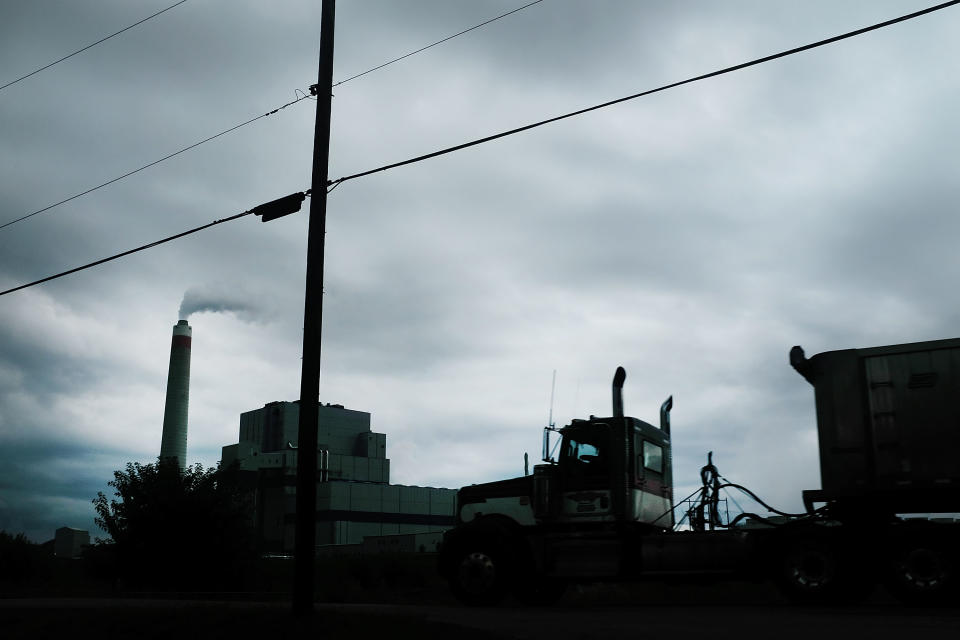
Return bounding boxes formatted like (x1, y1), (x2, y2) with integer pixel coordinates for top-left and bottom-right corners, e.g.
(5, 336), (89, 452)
(450, 544), (510, 606)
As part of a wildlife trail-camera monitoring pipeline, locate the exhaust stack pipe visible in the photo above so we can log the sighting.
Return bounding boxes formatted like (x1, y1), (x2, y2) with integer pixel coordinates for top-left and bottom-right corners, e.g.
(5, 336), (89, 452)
(660, 396), (673, 435)
(790, 345), (815, 383)
(612, 366), (626, 418)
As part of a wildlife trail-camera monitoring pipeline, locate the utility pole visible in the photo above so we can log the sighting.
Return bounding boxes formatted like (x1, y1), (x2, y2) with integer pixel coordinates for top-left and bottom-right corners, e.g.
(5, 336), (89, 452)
(293, 0), (335, 616)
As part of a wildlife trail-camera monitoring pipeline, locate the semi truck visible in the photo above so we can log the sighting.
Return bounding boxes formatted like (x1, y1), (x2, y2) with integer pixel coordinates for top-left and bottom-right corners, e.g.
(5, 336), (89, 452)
(438, 337), (960, 606)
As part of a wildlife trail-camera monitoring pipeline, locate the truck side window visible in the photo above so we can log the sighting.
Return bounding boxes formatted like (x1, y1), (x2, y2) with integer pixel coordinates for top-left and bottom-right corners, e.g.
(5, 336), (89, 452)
(643, 441), (663, 474)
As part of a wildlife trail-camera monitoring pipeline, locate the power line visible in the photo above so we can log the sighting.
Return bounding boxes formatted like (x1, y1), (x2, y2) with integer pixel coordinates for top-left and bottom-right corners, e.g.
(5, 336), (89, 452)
(0, 190), (308, 297)
(0, 0), (188, 92)
(333, 0), (544, 87)
(328, 0), (960, 187)
(0, 210), (251, 297)
(1, 1), (544, 231)
(0, 90), (313, 232)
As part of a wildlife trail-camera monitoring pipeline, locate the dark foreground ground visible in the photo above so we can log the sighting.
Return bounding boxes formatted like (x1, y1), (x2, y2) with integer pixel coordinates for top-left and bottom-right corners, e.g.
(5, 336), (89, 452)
(3, 552), (958, 638)
(3, 588), (959, 640)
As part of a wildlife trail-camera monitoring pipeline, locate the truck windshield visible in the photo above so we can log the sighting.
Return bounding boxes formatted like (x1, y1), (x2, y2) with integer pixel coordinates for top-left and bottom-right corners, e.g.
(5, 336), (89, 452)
(565, 435), (605, 467)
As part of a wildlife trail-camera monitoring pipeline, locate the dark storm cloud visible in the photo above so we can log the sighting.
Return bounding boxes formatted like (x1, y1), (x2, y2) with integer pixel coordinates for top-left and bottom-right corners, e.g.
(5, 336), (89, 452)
(0, 439), (125, 542)
(0, 300), (133, 402)
(0, 330), (95, 399)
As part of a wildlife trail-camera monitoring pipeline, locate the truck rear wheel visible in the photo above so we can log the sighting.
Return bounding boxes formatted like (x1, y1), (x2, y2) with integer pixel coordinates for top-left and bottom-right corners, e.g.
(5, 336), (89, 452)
(775, 537), (871, 604)
(777, 540), (839, 603)
(886, 540), (956, 605)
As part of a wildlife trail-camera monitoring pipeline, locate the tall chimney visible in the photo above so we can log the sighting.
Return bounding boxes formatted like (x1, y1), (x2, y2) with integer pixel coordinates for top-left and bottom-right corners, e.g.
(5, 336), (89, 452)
(160, 319), (192, 469)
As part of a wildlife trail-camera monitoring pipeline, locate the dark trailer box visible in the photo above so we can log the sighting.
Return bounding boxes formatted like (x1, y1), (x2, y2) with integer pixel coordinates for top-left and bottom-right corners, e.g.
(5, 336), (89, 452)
(791, 337), (960, 514)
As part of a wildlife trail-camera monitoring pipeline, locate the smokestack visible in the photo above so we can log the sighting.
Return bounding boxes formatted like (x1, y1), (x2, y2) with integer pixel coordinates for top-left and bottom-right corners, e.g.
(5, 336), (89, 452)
(160, 320), (191, 469)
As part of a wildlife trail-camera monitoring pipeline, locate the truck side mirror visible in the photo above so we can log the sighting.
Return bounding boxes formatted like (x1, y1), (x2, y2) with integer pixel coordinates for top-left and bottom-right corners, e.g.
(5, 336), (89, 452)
(542, 426), (559, 463)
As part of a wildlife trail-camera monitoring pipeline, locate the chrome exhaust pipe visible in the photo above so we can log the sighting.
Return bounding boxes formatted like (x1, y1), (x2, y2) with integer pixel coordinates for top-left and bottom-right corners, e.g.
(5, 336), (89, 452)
(660, 395), (673, 435)
(612, 366), (626, 418)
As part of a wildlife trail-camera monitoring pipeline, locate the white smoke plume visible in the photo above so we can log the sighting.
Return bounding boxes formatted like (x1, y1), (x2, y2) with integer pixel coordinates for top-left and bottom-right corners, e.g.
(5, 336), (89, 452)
(179, 284), (271, 322)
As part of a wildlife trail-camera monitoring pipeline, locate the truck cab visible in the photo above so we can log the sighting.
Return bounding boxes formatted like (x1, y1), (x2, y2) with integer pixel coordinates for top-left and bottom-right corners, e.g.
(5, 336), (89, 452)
(536, 411), (674, 528)
(442, 368), (680, 604)
(456, 367), (673, 532)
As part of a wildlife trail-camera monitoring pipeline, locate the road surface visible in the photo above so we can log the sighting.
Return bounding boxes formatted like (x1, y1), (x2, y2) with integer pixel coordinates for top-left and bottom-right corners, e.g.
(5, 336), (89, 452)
(2, 597), (959, 639)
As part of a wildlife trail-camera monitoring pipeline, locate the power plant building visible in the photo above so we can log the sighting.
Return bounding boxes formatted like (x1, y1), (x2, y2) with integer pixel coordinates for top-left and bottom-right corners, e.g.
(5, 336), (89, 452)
(221, 401), (456, 551)
(54, 527), (90, 559)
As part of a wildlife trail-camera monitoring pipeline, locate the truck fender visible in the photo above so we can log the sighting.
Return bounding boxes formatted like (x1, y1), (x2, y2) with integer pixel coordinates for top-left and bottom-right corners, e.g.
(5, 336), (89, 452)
(439, 515), (525, 575)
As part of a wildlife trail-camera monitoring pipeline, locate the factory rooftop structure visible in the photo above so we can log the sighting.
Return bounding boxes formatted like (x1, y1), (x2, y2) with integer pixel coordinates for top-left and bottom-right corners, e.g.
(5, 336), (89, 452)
(221, 401), (455, 552)
(54, 527), (90, 559)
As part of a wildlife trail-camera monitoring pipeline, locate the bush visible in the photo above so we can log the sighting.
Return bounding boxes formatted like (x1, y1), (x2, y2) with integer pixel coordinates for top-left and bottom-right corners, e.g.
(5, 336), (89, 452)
(0, 531), (37, 584)
(93, 459), (257, 591)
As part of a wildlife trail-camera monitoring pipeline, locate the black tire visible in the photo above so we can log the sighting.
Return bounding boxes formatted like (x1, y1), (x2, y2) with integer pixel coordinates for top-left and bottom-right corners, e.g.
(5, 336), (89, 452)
(886, 540), (957, 606)
(449, 541), (511, 606)
(775, 537), (872, 605)
(777, 539), (840, 604)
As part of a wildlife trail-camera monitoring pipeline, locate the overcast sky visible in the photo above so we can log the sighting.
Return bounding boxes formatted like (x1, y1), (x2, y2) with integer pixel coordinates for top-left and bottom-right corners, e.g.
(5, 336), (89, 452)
(1, 0), (958, 542)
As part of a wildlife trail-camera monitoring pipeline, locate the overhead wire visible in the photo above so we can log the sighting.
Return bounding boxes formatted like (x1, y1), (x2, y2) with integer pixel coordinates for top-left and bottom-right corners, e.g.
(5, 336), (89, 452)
(332, 0), (544, 87)
(1, 1), (545, 232)
(5, 1), (957, 298)
(0, 189), (309, 298)
(0, 90), (313, 231)
(0, 210), (253, 298)
(0, 0), (188, 92)
(327, 0), (960, 188)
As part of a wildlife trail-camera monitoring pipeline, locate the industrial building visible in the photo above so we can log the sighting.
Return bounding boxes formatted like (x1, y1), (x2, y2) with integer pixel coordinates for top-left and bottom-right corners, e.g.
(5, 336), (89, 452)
(221, 401), (456, 552)
(54, 527), (89, 559)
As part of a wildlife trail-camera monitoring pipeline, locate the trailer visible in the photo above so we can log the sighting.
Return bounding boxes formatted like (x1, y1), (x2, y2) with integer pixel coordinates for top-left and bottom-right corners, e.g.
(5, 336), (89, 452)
(438, 338), (960, 605)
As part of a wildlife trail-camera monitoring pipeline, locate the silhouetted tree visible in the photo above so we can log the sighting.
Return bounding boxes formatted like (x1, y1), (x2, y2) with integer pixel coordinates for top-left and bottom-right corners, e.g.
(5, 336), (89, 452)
(93, 459), (256, 590)
(0, 530), (39, 585)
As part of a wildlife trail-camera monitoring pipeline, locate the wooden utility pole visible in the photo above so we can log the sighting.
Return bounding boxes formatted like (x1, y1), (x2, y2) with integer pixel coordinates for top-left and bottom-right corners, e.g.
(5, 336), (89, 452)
(293, 0), (335, 615)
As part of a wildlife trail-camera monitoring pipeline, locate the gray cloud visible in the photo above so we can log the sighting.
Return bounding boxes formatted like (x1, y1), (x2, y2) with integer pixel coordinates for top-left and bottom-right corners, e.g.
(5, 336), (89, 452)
(2, 1), (959, 540)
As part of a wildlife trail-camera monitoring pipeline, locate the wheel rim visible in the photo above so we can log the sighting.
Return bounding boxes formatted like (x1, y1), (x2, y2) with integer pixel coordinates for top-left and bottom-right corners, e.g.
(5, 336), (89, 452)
(787, 548), (835, 590)
(458, 551), (497, 596)
(898, 548), (947, 591)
